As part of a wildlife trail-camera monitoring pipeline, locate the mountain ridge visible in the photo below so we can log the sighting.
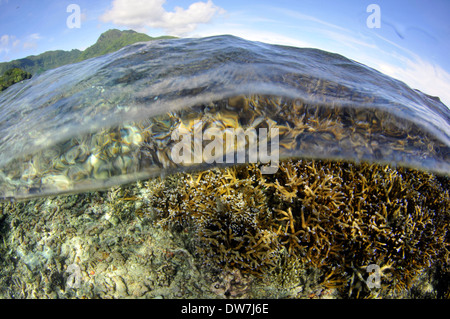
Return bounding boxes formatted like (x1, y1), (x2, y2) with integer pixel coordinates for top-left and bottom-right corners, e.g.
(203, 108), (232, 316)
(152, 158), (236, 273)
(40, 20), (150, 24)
(0, 29), (176, 76)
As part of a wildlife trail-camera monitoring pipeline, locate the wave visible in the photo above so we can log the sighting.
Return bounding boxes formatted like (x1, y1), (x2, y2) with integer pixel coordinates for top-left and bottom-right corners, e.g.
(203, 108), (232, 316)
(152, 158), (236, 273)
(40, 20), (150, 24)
(0, 35), (448, 200)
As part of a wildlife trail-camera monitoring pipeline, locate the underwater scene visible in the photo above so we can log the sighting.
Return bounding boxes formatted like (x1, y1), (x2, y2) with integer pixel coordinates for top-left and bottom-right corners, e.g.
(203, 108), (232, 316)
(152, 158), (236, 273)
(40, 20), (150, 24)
(0, 2), (449, 301)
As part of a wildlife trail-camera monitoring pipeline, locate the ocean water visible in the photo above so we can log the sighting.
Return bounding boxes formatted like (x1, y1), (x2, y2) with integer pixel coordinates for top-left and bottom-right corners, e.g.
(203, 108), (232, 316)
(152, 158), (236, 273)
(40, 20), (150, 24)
(0, 35), (449, 200)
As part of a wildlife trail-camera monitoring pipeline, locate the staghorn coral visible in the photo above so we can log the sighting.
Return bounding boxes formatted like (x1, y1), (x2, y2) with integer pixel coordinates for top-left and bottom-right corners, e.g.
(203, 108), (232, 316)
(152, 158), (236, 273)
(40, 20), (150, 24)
(148, 158), (449, 298)
(148, 165), (281, 275)
(3, 156), (447, 299)
(262, 159), (449, 298)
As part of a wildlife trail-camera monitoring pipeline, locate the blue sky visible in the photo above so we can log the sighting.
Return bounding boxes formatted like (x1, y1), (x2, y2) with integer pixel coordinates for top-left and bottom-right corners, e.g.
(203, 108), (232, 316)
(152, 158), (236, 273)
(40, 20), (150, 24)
(1, 0), (450, 106)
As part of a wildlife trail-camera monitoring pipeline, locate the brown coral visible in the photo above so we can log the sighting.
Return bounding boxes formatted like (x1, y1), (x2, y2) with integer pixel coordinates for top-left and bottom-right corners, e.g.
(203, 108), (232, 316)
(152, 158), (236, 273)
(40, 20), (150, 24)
(148, 165), (281, 275)
(263, 159), (449, 298)
(147, 157), (449, 298)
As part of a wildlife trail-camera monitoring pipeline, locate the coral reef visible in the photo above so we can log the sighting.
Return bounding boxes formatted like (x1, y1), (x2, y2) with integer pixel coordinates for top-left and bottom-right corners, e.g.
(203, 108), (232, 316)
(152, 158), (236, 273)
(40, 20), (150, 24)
(0, 189), (215, 299)
(149, 165), (281, 275)
(149, 159), (449, 298)
(209, 268), (252, 298)
(261, 159), (450, 298)
(1, 158), (448, 299)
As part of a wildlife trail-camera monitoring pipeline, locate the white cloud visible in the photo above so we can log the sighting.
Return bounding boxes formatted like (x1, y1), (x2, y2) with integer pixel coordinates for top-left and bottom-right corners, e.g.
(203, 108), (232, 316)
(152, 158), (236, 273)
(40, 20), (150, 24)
(22, 41), (37, 49)
(29, 33), (41, 40)
(191, 22), (313, 48)
(373, 54), (450, 108)
(1, 34), (9, 46)
(100, 0), (224, 36)
(21, 33), (41, 50)
(273, 7), (349, 33)
(0, 34), (11, 54)
(336, 32), (450, 108)
(319, 29), (377, 51)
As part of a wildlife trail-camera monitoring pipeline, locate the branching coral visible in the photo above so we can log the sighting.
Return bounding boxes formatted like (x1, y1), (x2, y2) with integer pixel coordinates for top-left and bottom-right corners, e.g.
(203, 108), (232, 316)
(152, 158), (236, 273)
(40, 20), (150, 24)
(147, 157), (449, 298)
(262, 159), (449, 298)
(148, 166), (281, 275)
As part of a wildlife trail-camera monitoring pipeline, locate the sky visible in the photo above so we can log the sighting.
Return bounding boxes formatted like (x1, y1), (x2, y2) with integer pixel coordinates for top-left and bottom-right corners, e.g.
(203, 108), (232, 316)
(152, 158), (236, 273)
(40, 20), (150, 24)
(1, 0), (449, 107)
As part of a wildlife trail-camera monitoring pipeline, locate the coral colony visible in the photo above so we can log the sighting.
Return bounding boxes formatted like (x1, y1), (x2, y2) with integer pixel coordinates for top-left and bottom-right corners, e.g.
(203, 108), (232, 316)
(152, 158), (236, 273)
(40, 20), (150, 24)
(150, 159), (449, 298)
(170, 119), (279, 174)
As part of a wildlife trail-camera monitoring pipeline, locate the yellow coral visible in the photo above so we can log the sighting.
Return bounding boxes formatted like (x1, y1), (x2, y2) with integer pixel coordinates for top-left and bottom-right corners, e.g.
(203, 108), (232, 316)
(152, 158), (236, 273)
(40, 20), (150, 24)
(147, 158), (449, 298)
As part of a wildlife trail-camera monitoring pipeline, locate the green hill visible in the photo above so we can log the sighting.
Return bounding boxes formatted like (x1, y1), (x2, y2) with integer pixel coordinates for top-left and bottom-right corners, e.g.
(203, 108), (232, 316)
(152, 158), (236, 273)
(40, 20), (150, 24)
(77, 29), (175, 61)
(0, 49), (82, 77)
(0, 68), (32, 92)
(0, 29), (176, 77)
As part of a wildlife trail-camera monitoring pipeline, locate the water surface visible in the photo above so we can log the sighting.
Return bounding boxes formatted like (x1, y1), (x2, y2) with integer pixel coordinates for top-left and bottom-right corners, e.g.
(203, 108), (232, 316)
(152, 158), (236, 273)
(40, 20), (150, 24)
(0, 35), (449, 200)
